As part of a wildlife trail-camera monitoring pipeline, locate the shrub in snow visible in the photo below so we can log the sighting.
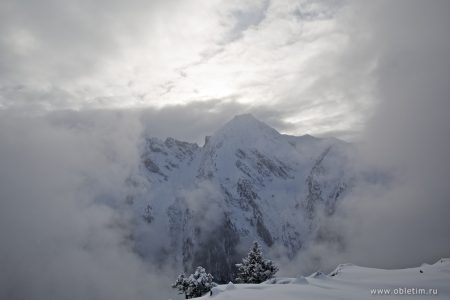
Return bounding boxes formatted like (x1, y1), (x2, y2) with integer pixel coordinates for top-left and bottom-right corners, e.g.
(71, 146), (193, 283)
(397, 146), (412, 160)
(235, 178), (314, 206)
(235, 241), (278, 283)
(172, 266), (216, 299)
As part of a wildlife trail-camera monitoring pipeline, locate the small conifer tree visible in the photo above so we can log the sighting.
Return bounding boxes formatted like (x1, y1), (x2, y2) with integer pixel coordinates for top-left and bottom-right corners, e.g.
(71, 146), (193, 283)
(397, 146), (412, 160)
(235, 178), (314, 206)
(172, 266), (216, 298)
(235, 241), (278, 283)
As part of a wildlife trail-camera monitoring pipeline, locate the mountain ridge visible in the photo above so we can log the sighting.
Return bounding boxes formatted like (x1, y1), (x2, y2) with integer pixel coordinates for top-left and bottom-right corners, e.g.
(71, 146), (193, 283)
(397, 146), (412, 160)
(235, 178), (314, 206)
(127, 115), (356, 282)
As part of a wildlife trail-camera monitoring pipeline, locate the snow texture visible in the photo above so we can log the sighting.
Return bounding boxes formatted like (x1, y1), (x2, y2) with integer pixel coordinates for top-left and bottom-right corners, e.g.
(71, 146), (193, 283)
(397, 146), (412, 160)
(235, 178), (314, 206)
(200, 259), (450, 300)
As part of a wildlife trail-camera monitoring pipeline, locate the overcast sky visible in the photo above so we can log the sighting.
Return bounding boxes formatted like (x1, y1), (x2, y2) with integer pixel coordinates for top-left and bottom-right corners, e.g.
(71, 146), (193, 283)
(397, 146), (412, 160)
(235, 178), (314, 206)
(0, 0), (377, 140)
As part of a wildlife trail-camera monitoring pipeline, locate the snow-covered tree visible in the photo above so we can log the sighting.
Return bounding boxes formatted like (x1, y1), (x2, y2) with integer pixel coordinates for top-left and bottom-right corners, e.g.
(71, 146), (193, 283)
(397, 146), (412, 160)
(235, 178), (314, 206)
(172, 266), (216, 298)
(235, 241), (278, 283)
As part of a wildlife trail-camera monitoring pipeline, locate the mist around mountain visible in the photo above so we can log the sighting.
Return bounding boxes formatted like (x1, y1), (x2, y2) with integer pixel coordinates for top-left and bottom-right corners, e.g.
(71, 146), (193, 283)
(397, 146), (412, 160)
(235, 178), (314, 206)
(0, 107), (448, 300)
(0, 0), (449, 299)
(123, 114), (370, 282)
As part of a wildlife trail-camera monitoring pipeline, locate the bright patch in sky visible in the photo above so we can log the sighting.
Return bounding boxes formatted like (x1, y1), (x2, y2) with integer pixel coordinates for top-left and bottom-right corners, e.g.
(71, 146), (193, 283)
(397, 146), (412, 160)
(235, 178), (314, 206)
(0, 0), (376, 139)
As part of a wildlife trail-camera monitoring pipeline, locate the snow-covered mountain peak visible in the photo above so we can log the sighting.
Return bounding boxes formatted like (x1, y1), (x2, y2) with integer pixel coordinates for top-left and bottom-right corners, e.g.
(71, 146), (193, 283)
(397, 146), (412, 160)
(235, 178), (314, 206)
(222, 113), (265, 128)
(135, 114), (357, 282)
(211, 114), (281, 147)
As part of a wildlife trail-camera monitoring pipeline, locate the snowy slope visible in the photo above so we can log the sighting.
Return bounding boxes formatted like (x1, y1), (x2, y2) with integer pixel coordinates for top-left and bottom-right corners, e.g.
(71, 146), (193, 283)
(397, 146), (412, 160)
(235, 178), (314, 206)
(204, 259), (450, 300)
(127, 114), (357, 281)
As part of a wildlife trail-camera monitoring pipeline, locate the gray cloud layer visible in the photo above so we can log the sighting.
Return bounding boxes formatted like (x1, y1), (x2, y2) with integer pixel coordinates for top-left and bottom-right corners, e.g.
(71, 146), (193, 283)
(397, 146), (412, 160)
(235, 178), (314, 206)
(351, 0), (450, 267)
(280, 0), (450, 276)
(0, 112), (177, 299)
(0, 0), (372, 139)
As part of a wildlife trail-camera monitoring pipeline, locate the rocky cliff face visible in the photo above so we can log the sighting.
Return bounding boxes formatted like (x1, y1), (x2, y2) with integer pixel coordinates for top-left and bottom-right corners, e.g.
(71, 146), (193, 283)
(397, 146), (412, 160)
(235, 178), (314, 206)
(127, 114), (355, 282)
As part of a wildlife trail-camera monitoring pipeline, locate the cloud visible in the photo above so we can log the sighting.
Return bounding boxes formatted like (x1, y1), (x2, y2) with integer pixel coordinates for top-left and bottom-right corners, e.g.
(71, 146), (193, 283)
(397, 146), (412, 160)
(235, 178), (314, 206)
(0, 0), (156, 83)
(0, 0), (374, 140)
(1, 0), (449, 294)
(346, 0), (450, 268)
(280, 0), (450, 276)
(180, 181), (226, 238)
(0, 110), (178, 299)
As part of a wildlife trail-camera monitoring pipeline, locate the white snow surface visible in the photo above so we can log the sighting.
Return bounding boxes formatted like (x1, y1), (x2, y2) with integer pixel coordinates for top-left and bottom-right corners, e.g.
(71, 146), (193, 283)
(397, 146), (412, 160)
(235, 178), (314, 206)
(201, 259), (450, 300)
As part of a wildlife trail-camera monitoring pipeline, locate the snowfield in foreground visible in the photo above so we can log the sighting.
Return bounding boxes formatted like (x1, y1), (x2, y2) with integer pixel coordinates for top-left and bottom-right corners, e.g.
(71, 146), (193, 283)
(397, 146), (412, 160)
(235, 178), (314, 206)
(201, 259), (450, 300)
